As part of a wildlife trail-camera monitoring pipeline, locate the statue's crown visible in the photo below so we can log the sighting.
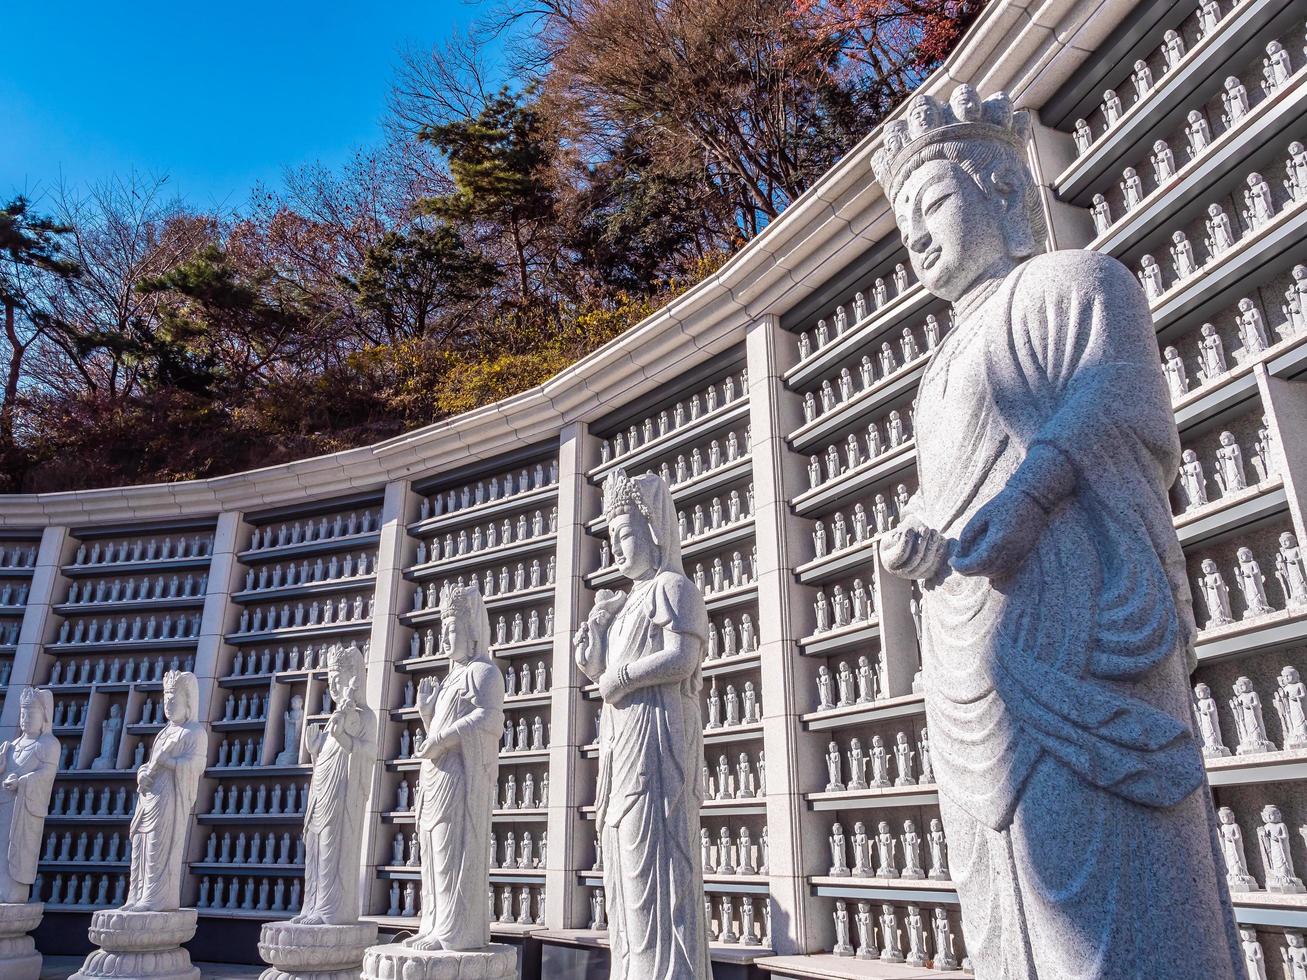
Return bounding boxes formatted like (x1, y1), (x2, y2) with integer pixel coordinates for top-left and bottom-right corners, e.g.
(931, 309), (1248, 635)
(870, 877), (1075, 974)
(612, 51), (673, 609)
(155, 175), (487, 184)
(19, 686), (37, 708)
(601, 467), (650, 524)
(871, 86), (1029, 199)
(440, 580), (484, 620)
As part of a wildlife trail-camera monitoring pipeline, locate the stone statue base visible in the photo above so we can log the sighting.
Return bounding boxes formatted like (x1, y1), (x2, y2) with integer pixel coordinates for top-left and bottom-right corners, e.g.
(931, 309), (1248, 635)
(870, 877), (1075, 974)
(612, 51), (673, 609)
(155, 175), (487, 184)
(258, 920), (379, 980)
(69, 908), (200, 980)
(0, 901), (45, 980)
(362, 942), (517, 980)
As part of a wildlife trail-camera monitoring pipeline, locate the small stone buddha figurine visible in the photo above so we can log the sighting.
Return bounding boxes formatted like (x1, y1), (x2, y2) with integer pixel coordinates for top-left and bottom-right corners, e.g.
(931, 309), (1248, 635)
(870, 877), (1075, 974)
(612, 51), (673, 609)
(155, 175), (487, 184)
(1257, 804), (1305, 893)
(1235, 547), (1274, 619)
(1198, 558), (1233, 628)
(1178, 449), (1207, 510)
(1230, 676), (1276, 755)
(875, 85), (1242, 976)
(1214, 432), (1247, 496)
(1217, 806), (1258, 892)
(1274, 666), (1307, 750)
(828, 822), (850, 876)
(1192, 682), (1230, 758)
(1277, 533), (1307, 607)
(1285, 932), (1307, 979)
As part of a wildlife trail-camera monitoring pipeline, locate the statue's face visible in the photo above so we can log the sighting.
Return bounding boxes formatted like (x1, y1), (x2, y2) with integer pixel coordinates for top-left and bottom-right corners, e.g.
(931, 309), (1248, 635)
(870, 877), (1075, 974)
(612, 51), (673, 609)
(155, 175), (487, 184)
(20, 699), (43, 737)
(441, 613), (476, 664)
(609, 513), (656, 580)
(893, 159), (1009, 302)
(163, 685), (188, 723)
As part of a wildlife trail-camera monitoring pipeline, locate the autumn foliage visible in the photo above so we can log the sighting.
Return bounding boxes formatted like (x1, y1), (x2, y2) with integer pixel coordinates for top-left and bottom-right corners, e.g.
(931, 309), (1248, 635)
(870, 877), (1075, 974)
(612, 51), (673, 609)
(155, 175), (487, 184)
(1, 0), (981, 492)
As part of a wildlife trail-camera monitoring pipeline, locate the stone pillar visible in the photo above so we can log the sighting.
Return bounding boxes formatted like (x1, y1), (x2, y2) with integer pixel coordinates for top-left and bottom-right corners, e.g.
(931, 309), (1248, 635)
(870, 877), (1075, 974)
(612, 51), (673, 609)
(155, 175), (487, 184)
(191, 512), (244, 739)
(0, 525), (67, 739)
(359, 478), (412, 916)
(1025, 111), (1094, 251)
(747, 313), (832, 954)
(544, 421), (599, 928)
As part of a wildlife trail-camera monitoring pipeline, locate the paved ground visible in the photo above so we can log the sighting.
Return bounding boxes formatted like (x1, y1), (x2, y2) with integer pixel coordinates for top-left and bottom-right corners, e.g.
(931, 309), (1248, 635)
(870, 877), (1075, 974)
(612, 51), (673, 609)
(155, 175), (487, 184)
(41, 955), (265, 979)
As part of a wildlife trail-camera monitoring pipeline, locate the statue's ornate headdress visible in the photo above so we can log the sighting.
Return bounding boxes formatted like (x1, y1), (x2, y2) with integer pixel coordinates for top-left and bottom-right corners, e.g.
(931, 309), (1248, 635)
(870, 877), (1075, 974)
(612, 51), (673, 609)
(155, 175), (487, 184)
(326, 642), (366, 690)
(440, 580), (491, 657)
(602, 467), (652, 524)
(871, 86), (1031, 201)
(162, 669), (198, 721)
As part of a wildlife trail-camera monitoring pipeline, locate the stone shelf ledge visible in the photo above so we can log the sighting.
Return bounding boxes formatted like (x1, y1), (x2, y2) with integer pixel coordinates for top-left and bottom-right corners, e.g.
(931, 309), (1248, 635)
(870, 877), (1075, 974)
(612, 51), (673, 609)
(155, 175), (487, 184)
(587, 398), (751, 483)
(798, 620), (883, 658)
(1173, 477), (1285, 548)
(757, 952), (969, 978)
(1194, 606), (1307, 664)
(196, 812), (304, 825)
(802, 693), (927, 732)
(400, 584), (556, 628)
(47, 637), (200, 655)
(237, 530), (381, 566)
(61, 555), (211, 578)
(533, 928), (775, 965)
(409, 482), (559, 537)
(1205, 747), (1307, 786)
(705, 581), (760, 614)
(231, 573), (377, 606)
(795, 536), (885, 586)
(806, 784), (939, 812)
(190, 862), (305, 878)
(808, 876), (958, 905)
(224, 618), (371, 646)
(53, 595), (206, 616)
(704, 722), (766, 746)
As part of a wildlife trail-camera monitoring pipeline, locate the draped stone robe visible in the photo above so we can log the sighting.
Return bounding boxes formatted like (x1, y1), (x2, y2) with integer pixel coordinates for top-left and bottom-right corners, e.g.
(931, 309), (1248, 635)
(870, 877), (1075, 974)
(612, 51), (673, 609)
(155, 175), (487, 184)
(0, 732), (58, 893)
(299, 697), (376, 923)
(910, 249), (1241, 979)
(128, 721), (206, 911)
(414, 658), (503, 950)
(596, 571), (712, 980)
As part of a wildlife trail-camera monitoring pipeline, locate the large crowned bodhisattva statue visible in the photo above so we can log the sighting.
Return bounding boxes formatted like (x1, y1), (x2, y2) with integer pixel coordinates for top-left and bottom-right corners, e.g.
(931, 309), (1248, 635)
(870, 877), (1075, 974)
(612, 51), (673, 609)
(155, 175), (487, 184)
(259, 642), (379, 980)
(574, 469), (712, 980)
(875, 86), (1241, 977)
(362, 582), (514, 980)
(0, 687), (59, 979)
(72, 670), (208, 980)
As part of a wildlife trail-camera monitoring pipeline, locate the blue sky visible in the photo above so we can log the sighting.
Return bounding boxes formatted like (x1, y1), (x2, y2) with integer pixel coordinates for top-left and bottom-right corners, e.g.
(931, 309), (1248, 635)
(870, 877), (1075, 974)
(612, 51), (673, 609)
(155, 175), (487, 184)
(1, 1), (489, 210)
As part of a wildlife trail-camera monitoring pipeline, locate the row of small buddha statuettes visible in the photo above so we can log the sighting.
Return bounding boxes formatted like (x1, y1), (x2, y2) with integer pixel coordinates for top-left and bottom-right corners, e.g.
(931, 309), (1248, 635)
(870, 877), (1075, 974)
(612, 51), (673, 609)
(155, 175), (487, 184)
(409, 607), (554, 659)
(584, 888), (773, 950)
(702, 750), (766, 800)
(42, 827), (128, 863)
(824, 730), (933, 791)
(202, 829), (303, 867)
(393, 661), (550, 709)
(410, 558), (557, 612)
(1194, 536), (1307, 630)
(597, 371), (748, 464)
(65, 573), (205, 604)
(1217, 801), (1307, 896)
(1162, 268), (1307, 399)
(813, 494), (910, 556)
(488, 829), (546, 871)
(828, 817), (949, 881)
(49, 654), (194, 685)
(800, 316), (952, 427)
(48, 783), (134, 817)
(0, 582), (29, 606)
(241, 552), (374, 593)
(235, 594), (374, 634)
(1195, 664), (1307, 759)
(812, 579), (878, 634)
(1173, 425), (1276, 513)
(32, 872), (127, 909)
(641, 428), (752, 491)
(493, 715), (549, 754)
(198, 876), (302, 914)
(246, 509), (379, 551)
(494, 770), (549, 810)
(0, 544), (37, 568)
(72, 535), (211, 566)
(418, 459), (559, 520)
(697, 824), (768, 877)
(806, 415), (914, 491)
(56, 611), (202, 645)
(1071, 0), (1278, 153)
(0, 623), (18, 646)
(208, 779), (307, 818)
(48, 696), (176, 730)
(228, 642), (348, 677)
(415, 508), (558, 566)
(676, 487), (754, 542)
(704, 677), (762, 729)
(832, 900), (962, 969)
(1094, 139), (1303, 245)
(796, 265), (915, 362)
(815, 656), (891, 709)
